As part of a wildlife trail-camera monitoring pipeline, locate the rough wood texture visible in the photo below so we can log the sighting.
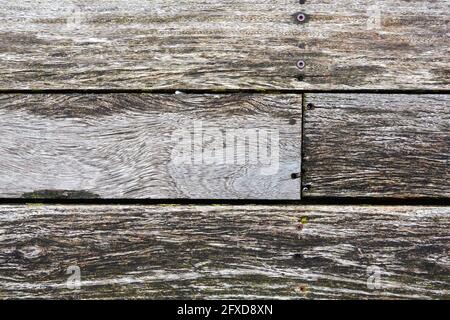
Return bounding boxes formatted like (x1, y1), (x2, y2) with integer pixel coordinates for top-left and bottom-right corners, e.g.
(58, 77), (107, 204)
(0, 0), (448, 89)
(0, 205), (448, 299)
(303, 94), (450, 198)
(0, 94), (301, 199)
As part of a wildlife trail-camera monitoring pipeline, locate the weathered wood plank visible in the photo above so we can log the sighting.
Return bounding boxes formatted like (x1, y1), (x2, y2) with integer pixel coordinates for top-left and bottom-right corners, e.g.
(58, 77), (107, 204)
(302, 0), (449, 90)
(0, 0), (447, 89)
(303, 94), (450, 198)
(0, 205), (448, 299)
(0, 94), (301, 199)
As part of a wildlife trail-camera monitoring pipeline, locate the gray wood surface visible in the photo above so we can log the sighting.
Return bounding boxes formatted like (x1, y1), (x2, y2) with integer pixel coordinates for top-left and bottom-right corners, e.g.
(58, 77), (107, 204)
(0, 205), (448, 299)
(303, 94), (450, 198)
(0, 0), (448, 90)
(0, 93), (301, 199)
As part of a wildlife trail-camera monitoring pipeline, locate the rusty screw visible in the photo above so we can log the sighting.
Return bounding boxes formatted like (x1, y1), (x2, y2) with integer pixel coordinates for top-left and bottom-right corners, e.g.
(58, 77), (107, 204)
(306, 103), (315, 110)
(295, 284), (309, 295)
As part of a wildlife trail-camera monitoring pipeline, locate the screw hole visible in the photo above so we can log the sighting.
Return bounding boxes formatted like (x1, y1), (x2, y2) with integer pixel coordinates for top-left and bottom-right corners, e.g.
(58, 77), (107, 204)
(296, 13), (306, 23)
(306, 103), (315, 110)
(296, 60), (306, 70)
(291, 173), (300, 180)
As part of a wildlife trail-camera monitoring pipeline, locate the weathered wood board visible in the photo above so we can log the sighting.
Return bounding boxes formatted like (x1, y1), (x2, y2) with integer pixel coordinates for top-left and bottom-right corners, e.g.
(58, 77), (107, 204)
(0, 205), (448, 299)
(303, 94), (450, 198)
(0, 0), (448, 90)
(0, 94), (301, 199)
(302, 0), (449, 90)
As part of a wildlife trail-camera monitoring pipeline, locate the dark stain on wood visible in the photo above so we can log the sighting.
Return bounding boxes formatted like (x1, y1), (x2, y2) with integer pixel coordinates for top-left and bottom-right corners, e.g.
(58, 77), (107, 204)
(21, 190), (100, 199)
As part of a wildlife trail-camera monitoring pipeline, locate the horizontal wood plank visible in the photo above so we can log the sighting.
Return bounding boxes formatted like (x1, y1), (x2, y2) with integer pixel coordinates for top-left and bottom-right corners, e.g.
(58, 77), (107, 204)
(302, 0), (449, 90)
(303, 94), (450, 198)
(0, 94), (301, 199)
(0, 205), (448, 299)
(0, 0), (447, 89)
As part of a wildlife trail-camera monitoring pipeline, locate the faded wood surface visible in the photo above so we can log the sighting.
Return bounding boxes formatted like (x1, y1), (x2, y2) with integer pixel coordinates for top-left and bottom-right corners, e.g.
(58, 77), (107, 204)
(0, 205), (448, 299)
(0, 0), (448, 90)
(0, 94), (301, 199)
(303, 94), (450, 198)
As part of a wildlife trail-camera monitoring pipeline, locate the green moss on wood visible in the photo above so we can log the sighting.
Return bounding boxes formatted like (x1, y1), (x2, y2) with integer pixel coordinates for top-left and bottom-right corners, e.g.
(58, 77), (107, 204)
(21, 189), (100, 199)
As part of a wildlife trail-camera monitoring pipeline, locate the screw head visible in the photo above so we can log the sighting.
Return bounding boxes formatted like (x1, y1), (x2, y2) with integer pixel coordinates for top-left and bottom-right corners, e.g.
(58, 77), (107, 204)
(291, 173), (300, 180)
(296, 12), (306, 23)
(296, 60), (306, 70)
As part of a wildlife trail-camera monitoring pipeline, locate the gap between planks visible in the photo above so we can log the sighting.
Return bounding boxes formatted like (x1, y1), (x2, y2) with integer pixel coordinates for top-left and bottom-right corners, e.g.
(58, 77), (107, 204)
(0, 89), (449, 94)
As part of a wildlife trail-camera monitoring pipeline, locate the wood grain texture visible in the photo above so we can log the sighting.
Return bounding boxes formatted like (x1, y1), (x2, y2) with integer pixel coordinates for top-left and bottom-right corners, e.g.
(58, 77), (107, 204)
(303, 94), (450, 198)
(0, 93), (301, 199)
(0, 0), (448, 89)
(0, 205), (448, 299)
(302, 0), (449, 90)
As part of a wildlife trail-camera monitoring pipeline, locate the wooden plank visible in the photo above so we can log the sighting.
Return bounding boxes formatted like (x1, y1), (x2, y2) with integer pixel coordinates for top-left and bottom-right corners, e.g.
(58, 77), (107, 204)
(0, 0), (448, 90)
(0, 204), (448, 299)
(0, 93), (301, 199)
(303, 94), (450, 198)
(302, 0), (449, 90)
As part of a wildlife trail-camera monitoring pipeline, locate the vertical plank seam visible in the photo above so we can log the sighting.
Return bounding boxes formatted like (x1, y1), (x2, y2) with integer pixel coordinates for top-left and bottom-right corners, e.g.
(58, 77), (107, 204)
(301, 93), (306, 198)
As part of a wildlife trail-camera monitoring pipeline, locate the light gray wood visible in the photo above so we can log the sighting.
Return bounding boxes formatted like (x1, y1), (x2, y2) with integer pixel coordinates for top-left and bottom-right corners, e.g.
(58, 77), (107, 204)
(0, 0), (448, 89)
(303, 94), (450, 198)
(0, 205), (448, 299)
(0, 93), (301, 199)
